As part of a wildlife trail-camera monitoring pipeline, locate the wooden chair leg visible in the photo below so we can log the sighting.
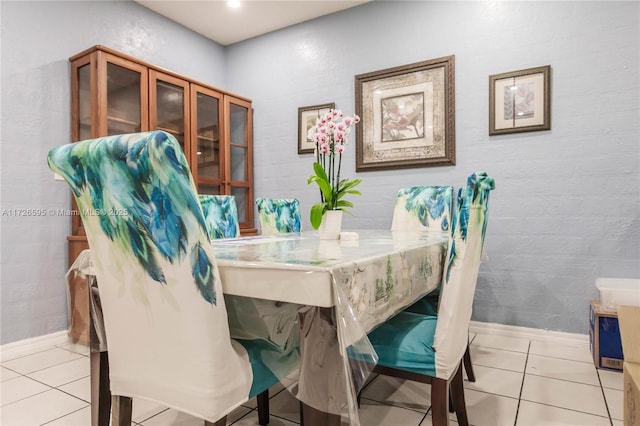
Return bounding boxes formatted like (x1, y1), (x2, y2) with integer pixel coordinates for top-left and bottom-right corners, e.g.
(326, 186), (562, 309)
(463, 344), (476, 382)
(430, 377), (450, 426)
(256, 390), (269, 426)
(450, 365), (469, 426)
(111, 395), (132, 426)
(98, 352), (111, 426)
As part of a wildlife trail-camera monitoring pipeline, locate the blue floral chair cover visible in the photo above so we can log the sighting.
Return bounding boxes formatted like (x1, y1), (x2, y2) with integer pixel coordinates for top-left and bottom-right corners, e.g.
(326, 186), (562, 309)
(256, 198), (301, 235)
(199, 194), (241, 239)
(368, 173), (495, 424)
(47, 131), (292, 425)
(391, 186), (454, 317)
(391, 186), (455, 232)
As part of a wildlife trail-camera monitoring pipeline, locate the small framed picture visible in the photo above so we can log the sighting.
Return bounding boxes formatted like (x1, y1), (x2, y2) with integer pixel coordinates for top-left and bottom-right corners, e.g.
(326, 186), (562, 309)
(489, 65), (551, 135)
(298, 103), (335, 154)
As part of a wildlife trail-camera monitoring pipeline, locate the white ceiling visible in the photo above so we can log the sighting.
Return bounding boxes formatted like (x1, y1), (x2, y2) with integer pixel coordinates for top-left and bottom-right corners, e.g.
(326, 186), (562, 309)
(135, 0), (369, 46)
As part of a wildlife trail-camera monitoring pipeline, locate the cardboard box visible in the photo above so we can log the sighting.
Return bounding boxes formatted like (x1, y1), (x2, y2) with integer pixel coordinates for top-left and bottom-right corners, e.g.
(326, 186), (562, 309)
(590, 301), (624, 370)
(618, 305), (640, 426)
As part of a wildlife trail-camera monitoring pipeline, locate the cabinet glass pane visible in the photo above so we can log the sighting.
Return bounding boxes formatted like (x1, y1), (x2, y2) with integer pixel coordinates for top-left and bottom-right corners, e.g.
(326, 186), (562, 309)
(230, 145), (247, 182)
(106, 63), (141, 136)
(231, 187), (247, 223)
(78, 64), (91, 140)
(196, 93), (220, 179)
(155, 81), (185, 147)
(198, 184), (220, 195)
(229, 103), (248, 182)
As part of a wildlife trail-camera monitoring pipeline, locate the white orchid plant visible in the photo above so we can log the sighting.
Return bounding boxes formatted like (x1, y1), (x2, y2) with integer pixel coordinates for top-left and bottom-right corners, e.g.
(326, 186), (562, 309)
(307, 109), (362, 229)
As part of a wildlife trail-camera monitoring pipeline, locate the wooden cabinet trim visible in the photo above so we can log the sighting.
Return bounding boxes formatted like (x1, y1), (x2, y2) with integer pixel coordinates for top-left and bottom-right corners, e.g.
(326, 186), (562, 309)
(70, 45), (251, 103)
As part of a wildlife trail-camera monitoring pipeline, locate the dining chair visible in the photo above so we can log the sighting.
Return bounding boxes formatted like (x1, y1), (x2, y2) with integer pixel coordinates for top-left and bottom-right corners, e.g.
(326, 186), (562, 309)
(367, 173), (495, 426)
(48, 131), (288, 426)
(390, 185), (476, 382)
(255, 198), (302, 235)
(199, 194), (241, 239)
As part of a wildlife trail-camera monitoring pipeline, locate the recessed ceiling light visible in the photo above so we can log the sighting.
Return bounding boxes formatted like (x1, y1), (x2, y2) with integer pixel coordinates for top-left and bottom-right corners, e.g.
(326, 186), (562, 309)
(227, 0), (241, 9)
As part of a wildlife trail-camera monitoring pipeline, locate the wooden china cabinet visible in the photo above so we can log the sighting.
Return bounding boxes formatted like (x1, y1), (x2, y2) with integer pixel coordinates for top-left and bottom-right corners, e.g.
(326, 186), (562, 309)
(66, 46), (255, 341)
(68, 45), (256, 263)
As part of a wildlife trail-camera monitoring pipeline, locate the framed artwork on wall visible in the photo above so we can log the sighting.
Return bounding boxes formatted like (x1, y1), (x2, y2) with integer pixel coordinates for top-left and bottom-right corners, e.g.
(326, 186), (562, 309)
(355, 56), (455, 171)
(298, 102), (335, 154)
(489, 65), (551, 135)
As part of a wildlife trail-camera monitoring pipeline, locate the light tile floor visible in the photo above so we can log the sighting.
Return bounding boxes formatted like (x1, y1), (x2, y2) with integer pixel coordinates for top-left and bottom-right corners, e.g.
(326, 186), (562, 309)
(0, 332), (623, 425)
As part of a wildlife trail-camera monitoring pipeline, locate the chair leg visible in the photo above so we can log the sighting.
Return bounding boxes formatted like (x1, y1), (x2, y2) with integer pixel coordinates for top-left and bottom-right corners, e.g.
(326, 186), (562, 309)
(463, 344), (476, 382)
(430, 377), (450, 426)
(299, 401), (304, 426)
(256, 389), (269, 425)
(450, 365), (469, 426)
(98, 352), (111, 426)
(111, 395), (132, 426)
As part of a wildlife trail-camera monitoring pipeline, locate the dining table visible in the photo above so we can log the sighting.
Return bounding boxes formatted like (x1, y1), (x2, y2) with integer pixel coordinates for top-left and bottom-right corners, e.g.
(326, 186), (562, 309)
(68, 229), (449, 426)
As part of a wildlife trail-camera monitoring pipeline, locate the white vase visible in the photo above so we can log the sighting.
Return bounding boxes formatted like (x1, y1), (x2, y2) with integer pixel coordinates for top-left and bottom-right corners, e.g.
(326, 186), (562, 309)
(318, 210), (343, 240)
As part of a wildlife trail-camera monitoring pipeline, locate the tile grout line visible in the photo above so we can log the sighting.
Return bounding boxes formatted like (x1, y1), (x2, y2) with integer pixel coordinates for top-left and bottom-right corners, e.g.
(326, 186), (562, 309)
(359, 395), (428, 415)
(1, 343), (86, 364)
(527, 352), (596, 365)
(513, 339), (531, 426)
(1, 368), (55, 408)
(470, 362), (527, 375)
(1, 354), (87, 377)
(39, 405), (90, 425)
(523, 371), (603, 388)
(515, 398), (613, 421)
(135, 406), (171, 425)
(595, 368), (615, 426)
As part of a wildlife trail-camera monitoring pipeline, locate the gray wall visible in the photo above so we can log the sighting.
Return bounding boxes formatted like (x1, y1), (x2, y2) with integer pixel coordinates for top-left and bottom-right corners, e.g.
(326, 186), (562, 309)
(0, 0), (226, 344)
(1, 1), (638, 344)
(225, 1), (640, 333)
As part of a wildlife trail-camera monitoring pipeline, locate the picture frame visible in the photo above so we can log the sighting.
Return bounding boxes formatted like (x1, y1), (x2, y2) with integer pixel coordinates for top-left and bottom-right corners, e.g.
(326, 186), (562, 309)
(489, 65), (551, 135)
(355, 56), (455, 171)
(298, 102), (335, 154)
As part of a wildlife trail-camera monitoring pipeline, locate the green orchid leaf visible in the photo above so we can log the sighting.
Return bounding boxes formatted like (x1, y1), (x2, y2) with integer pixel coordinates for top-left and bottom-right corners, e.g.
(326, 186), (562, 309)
(339, 179), (362, 191)
(310, 202), (327, 229)
(336, 200), (354, 209)
(313, 162), (329, 181)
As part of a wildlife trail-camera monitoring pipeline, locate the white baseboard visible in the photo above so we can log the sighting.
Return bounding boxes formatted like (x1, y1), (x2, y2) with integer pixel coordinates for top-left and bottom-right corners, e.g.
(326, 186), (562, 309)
(0, 331), (71, 361)
(469, 320), (589, 344)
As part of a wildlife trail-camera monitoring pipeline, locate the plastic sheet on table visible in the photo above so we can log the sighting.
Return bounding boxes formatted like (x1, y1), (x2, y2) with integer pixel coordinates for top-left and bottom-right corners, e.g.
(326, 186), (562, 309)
(223, 238), (445, 425)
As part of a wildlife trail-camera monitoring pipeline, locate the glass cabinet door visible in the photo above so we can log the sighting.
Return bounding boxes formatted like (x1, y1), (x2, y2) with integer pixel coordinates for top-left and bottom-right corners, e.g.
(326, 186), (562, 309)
(191, 85), (224, 194)
(106, 62), (145, 136)
(150, 70), (190, 160)
(72, 56), (92, 142)
(71, 52), (148, 141)
(70, 50), (149, 237)
(225, 96), (253, 228)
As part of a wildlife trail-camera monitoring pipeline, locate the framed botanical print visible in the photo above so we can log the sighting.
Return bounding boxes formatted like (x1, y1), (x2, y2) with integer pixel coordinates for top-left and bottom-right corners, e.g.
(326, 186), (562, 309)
(489, 65), (551, 135)
(298, 103), (335, 154)
(355, 56), (455, 171)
